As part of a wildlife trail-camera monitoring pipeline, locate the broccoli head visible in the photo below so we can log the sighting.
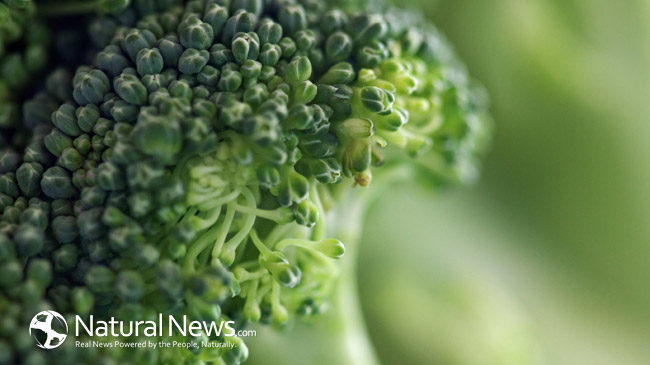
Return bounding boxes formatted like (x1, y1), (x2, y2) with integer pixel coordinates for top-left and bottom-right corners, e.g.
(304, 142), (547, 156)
(0, 0), (491, 363)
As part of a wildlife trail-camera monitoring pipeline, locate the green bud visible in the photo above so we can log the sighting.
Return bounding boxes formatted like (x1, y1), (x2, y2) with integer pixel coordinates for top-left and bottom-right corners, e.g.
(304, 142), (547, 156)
(314, 238), (345, 258)
(73, 134), (92, 155)
(277, 4), (307, 35)
(243, 83), (269, 108)
(297, 298), (327, 316)
(326, 31), (353, 63)
(128, 191), (153, 218)
(73, 69), (111, 106)
(0, 194), (12, 211)
(76, 104), (100, 133)
(319, 62), (355, 84)
(273, 169), (309, 206)
(257, 18), (283, 45)
(52, 103), (81, 137)
(23, 139), (52, 166)
(58, 148), (83, 171)
(221, 9), (256, 43)
(71, 288), (94, 315)
(283, 104), (313, 130)
(321, 9), (348, 35)
(16, 162), (44, 197)
(278, 37), (296, 59)
(209, 43), (234, 67)
(14, 224), (44, 257)
(285, 56), (311, 83)
(78, 208), (106, 241)
(80, 186), (106, 209)
(204, 4), (229, 36)
(158, 36), (184, 67)
(197, 65), (220, 87)
(21, 278), (46, 303)
(86, 265), (114, 293)
(305, 157), (341, 184)
(157, 260), (183, 297)
(27, 259), (53, 286)
(121, 28), (156, 61)
(218, 69), (243, 92)
(293, 200), (319, 227)
(221, 337), (249, 365)
(179, 15), (214, 50)
(51, 199), (73, 217)
(116, 271), (144, 302)
(126, 161), (165, 189)
(0, 233), (16, 262)
(131, 116), (182, 162)
(20, 207), (48, 231)
(53, 244), (79, 272)
(377, 107), (408, 132)
(97, 162), (125, 191)
(0, 261), (22, 287)
(259, 43), (281, 66)
(241, 59), (262, 79)
(257, 164), (280, 188)
(44, 129), (73, 157)
(350, 14), (388, 45)
(52, 216), (79, 244)
(293, 30), (315, 52)
(41, 167), (76, 199)
(1, 54), (28, 89)
(136, 48), (164, 76)
(344, 140), (371, 173)
(113, 72), (148, 105)
(356, 40), (389, 68)
(137, 244), (160, 267)
(260, 251), (301, 288)
(299, 131), (338, 158)
(292, 80), (317, 104)
(0, 173), (18, 198)
(232, 32), (260, 64)
(179, 48), (210, 75)
(360, 86), (394, 113)
(338, 118), (375, 138)
(168, 79), (192, 99)
(96, 45), (131, 78)
(0, 147), (21, 173)
(93, 117), (114, 137)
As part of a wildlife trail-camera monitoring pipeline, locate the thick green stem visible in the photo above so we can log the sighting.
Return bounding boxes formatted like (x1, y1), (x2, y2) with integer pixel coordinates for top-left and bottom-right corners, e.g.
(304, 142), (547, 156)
(37, 1), (102, 17)
(247, 186), (380, 365)
(325, 189), (379, 365)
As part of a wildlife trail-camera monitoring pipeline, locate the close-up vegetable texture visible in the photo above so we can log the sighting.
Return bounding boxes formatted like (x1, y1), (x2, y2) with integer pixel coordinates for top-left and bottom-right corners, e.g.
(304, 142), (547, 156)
(0, 0), (490, 364)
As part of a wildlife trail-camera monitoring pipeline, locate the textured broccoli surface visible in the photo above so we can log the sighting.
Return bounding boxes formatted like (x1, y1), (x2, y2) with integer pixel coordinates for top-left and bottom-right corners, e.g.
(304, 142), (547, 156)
(0, 0), (491, 363)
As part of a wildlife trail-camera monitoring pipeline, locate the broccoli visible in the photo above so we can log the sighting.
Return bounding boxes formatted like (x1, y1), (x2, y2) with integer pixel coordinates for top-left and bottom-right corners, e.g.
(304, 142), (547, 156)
(0, 0), (491, 364)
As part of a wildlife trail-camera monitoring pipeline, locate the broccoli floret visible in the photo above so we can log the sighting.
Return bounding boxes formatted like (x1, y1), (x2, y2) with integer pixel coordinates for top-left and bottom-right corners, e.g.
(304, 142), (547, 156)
(0, 0), (492, 364)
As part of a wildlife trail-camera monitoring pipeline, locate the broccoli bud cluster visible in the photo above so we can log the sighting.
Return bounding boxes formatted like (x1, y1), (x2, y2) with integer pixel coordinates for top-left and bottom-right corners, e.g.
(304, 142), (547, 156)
(0, 0), (491, 363)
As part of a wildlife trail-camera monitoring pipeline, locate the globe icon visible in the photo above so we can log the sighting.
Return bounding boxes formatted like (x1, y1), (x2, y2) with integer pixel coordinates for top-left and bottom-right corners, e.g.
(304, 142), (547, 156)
(29, 311), (68, 349)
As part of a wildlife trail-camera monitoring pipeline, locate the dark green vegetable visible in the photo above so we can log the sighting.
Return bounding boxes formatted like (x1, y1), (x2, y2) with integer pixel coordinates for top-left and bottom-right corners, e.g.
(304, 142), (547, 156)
(0, 0), (491, 364)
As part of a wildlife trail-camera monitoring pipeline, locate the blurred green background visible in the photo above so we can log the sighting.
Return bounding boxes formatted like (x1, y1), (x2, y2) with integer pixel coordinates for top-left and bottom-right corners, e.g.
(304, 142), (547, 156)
(359, 0), (650, 364)
(249, 1), (650, 364)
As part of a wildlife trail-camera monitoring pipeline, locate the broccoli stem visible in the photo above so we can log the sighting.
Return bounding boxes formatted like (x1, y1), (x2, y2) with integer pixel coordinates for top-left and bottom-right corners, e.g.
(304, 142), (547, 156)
(325, 190), (380, 365)
(36, 0), (102, 17)
(247, 186), (380, 365)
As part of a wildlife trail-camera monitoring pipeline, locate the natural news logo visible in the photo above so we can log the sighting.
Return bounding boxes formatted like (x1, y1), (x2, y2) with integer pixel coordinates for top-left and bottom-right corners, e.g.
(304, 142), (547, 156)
(29, 311), (69, 350)
(28, 310), (256, 350)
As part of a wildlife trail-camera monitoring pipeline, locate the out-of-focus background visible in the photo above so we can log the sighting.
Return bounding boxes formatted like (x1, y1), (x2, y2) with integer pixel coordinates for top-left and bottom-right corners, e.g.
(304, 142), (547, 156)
(359, 0), (650, 364)
(249, 1), (650, 364)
